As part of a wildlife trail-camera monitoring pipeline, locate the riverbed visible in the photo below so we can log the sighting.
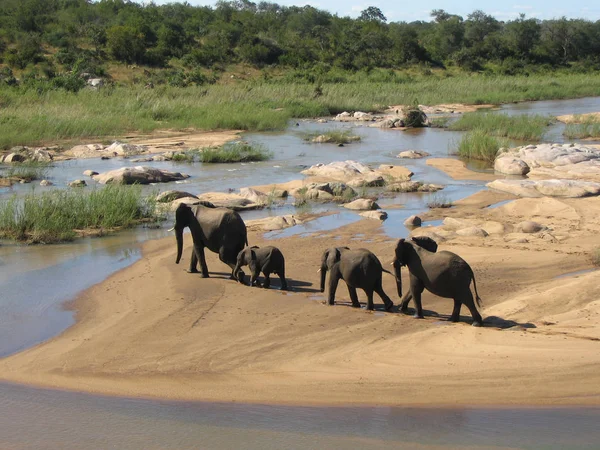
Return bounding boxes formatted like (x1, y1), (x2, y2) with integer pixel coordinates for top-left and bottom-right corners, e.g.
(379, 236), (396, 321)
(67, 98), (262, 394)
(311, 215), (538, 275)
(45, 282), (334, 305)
(2, 97), (600, 448)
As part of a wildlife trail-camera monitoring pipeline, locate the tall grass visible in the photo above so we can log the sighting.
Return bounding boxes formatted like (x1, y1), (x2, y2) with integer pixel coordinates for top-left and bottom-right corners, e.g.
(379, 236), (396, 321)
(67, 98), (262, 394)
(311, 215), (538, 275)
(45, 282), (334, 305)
(449, 112), (551, 140)
(199, 142), (272, 163)
(564, 117), (600, 139)
(0, 185), (159, 243)
(2, 72), (600, 148)
(303, 129), (361, 144)
(455, 130), (510, 163)
(4, 161), (51, 181)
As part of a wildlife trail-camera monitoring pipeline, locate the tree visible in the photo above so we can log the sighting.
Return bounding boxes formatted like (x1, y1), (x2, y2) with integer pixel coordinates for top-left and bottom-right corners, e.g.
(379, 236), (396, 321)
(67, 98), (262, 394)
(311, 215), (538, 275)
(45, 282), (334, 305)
(106, 25), (145, 63)
(359, 6), (386, 23)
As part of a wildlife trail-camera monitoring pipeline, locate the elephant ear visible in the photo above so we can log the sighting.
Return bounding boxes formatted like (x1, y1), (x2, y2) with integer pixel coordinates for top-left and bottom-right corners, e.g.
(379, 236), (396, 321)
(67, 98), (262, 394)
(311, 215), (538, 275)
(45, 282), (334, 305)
(411, 236), (438, 253)
(395, 239), (406, 266)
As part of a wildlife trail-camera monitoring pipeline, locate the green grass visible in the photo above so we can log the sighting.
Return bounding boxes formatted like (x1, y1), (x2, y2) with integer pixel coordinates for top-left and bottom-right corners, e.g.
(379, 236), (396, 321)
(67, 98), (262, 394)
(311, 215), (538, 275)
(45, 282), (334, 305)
(455, 130), (511, 163)
(0, 185), (160, 243)
(303, 129), (361, 144)
(426, 193), (453, 209)
(2, 161), (51, 182)
(2, 72), (600, 148)
(563, 116), (600, 139)
(198, 142), (272, 163)
(429, 117), (451, 128)
(449, 112), (551, 140)
(170, 151), (198, 162)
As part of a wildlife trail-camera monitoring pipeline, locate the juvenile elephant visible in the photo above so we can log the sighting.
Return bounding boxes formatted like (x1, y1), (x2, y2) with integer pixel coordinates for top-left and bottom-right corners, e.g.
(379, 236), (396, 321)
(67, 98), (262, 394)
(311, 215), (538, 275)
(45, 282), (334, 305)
(320, 247), (394, 311)
(172, 202), (248, 280)
(233, 245), (288, 290)
(397, 236), (439, 307)
(393, 237), (484, 326)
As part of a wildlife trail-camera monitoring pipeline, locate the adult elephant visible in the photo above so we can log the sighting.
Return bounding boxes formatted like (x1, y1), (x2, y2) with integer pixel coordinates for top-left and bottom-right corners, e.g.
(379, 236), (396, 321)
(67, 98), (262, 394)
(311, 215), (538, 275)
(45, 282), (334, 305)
(393, 237), (484, 326)
(172, 202), (248, 280)
(319, 247), (394, 311)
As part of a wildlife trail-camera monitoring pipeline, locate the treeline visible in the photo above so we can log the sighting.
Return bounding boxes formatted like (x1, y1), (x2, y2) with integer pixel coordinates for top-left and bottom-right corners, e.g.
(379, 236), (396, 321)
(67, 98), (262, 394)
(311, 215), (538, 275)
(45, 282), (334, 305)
(1, 0), (600, 90)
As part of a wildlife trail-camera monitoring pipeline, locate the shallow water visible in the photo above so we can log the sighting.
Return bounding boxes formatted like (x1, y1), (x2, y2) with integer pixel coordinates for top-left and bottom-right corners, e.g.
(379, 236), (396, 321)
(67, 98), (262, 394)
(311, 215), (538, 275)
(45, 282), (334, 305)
(2, 97), (600, 448)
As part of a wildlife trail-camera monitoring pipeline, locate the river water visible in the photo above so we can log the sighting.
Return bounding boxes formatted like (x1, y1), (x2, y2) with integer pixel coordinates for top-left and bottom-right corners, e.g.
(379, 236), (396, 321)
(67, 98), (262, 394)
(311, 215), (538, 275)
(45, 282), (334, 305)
(2, 97), (600, 448)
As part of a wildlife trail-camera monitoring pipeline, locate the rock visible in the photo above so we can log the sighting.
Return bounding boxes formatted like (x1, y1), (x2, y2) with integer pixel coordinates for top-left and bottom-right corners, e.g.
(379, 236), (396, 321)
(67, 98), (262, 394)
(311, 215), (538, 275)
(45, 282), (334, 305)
(347, 173), (385, 188)
(505, 233), (530, 244)
(69, 179), (87, 187)
(410, 229), (447, 243)
(100, 156), (111, 160)
(404, 215), (422, 227)
(343, 198), (379, 210)
(456, 227), (489, 237)
(360, 210), (388, 220)
(156, 190), (198, 203)
(397, 150), (430, 159)
(335, 111), (351, 119)
(68, 144), (106, 158)
(93, 166), (190, 185)
(442, 217), (477, 230)
(3, 153), (26, 163)
(270, 189), (288, 198)
(239, 187), (269, 205)
(83, 170), (99, 177)
(481, 221), (509, 235)
(168, 197), (202, 211)
(246, 215), (302, 231)
(516, 221), (546, 233)
(39, 179), (53, 186)
(195, 192), (262, 211)
(306, 189), (334, 201)
(494, 157), (530, 175)
(87, 78), (104, 88)
(373, 119), (396, 129)
(487, 179), (600, 198)
(353, 111), (373, 120)
(30, 148), (54, 162)
(105, 141), (148, 157)
(377, 164), (413, 181)
(130, 157), (154, 163)
(301, 160), (375, 179)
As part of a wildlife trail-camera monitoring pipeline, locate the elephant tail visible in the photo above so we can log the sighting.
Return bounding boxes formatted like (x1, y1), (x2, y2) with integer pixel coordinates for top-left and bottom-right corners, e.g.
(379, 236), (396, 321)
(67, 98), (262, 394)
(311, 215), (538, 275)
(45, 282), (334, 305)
(382, 267), (400, 281)
(471, 271), (483, 308)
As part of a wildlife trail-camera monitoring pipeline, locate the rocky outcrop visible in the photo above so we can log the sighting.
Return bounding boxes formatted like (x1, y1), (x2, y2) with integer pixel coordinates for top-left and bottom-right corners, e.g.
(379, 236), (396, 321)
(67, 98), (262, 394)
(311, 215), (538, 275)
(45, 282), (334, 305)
(516, 221), (546, 233)
(156, 190), (198, 203)
(360, 210), (388, 220)
(1, 147), (54, 163)
(397, 150), (430, 159)
(246, 215), (303, 231)
(388, 181), (443, 193)
(239, 187), (269, 205)
(404, 215), (422, 227)
(494, 143), (600, 181)
(343, 198), (380, 210)
(195, 192), (263, 211)
(93, 166), (190, 185)
(487, 179), (600, 198)
(301, 161), (412, 187)
(69, 179), (87, 187)
(83, 170), (98, 177)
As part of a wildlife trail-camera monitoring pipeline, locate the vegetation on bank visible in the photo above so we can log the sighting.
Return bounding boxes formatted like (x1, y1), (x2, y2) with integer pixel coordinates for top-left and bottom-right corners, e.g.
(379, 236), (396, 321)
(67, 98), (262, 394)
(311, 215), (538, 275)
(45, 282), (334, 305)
(449, 112), (551, 140)
(455, 130), (510, 163)
(563, 117), (600, 140)
(2, 72), (600, 149)
(0, 185), (160, 243)
(198, 142), (272, 163)
(0, 161), (50, 183)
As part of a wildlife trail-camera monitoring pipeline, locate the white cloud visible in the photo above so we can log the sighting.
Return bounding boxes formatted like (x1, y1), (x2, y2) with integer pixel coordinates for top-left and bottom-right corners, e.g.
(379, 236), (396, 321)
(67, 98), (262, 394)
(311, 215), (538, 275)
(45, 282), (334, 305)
(513, 5), (533, 9)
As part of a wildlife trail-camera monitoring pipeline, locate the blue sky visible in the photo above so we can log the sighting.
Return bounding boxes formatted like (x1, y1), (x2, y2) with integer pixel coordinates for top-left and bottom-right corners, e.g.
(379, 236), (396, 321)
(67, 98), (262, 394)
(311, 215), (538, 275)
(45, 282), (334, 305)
(143, 0), (600, 21)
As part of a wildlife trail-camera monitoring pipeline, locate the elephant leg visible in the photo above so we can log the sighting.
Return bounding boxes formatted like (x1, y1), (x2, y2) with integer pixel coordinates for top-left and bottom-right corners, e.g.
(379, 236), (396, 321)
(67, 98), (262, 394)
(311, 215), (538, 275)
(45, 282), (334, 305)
(188, 250), (199, 274)
(347, 285), (361, 308)
(410, 279), (425, 319)
(399, 291), (413, 313)
(277, 267), (288, 290)
(220, 247), (243, 280)
(328, 264), (342, 306)
(250, 267), (261, 287)
(365, 288), (375, 311)
(191, 246), (209, 278)
(375, 284), (394, 312)
(263, 271), (271, 289)
(450, 299), (462, 322)
(461, 291), (484, 327)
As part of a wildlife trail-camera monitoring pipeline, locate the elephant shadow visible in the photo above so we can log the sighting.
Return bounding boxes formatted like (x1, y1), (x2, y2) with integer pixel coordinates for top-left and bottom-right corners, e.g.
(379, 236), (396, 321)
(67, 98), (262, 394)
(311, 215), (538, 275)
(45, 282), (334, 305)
(396, 308), (536, 329)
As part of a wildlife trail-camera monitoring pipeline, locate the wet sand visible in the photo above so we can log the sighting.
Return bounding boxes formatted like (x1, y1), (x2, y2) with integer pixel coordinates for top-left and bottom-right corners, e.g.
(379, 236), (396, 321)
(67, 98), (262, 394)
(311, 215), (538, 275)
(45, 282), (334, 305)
(2, 185), (600, 406)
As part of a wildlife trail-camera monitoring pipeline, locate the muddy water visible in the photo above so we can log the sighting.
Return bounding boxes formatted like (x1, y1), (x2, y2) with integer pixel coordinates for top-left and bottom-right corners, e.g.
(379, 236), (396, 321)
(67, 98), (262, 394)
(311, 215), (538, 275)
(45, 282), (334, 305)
(2, 97), (600, 448)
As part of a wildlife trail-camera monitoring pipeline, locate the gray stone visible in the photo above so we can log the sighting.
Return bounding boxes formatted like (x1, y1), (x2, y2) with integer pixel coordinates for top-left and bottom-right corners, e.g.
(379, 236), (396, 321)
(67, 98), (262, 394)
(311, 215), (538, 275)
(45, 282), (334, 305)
(397, 150), (430, 159)
(404, 215), (422, 227)
(39, 179), (53, 186)
(239, 187), (269, 205)
(360, 210), (388, 220)
(347, 173), (385, 188)
(343, 198), (379, 210)
(93, 166), (190, 185)
(83, 170), (99, 177)
(69, 179), (87, 187)
(156, 190), (198, 203)
(494, 157), (530, 175)
(516, 221), (546, 233)
(3, 153), (26, 163)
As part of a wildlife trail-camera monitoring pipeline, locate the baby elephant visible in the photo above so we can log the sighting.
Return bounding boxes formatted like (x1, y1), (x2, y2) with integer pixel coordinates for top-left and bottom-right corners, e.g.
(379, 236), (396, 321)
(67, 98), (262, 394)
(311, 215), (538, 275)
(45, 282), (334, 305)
(234, 246), (288, 290)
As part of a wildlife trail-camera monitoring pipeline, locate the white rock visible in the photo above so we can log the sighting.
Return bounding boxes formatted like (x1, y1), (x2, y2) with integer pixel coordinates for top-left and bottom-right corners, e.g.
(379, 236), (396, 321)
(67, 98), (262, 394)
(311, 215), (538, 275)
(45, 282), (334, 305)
(343, 198), (379, 210)
(360, 210), (388, 220)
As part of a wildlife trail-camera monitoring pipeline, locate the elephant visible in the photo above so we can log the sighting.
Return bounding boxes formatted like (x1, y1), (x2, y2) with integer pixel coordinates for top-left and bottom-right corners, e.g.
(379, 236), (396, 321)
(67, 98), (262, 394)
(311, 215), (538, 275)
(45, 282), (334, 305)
(396, 236), (438, 307)
(233, 245), (288, 290)
(319, 247), (394, 311)
(393, 237), (484, 326)
(172, 202), (248, 280)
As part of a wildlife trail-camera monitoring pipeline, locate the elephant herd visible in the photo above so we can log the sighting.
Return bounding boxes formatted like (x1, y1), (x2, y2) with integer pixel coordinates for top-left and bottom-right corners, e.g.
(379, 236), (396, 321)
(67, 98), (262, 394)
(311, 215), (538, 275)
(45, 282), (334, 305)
(171, 202), (484, 326)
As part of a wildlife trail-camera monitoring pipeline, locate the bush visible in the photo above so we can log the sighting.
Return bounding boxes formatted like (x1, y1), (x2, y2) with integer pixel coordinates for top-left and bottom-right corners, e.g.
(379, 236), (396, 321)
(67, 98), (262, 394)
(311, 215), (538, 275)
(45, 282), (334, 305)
(455, 130), (510, 163)
(449, 112), (550, 140)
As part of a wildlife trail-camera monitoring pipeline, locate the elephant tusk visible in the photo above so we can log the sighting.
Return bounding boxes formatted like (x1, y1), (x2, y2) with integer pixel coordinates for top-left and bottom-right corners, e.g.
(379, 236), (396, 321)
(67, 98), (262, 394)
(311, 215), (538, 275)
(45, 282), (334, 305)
(317, 268), (321, 273)
(168, 227), (175, 232)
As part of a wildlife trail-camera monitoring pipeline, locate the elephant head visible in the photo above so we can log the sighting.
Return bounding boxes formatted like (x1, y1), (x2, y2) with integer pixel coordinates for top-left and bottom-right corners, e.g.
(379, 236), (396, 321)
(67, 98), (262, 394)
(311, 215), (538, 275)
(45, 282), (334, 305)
(393, 237), (438, 297)
(319, 247), (349, 292)
(172, 203), (202, 264)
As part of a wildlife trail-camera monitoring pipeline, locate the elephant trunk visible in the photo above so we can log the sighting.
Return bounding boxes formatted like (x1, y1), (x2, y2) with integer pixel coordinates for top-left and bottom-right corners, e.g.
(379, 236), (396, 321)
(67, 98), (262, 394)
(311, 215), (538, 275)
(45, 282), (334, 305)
(175, 227), (184, 264)
(320, 266), (327, 293)
(394, 260), (402, 297)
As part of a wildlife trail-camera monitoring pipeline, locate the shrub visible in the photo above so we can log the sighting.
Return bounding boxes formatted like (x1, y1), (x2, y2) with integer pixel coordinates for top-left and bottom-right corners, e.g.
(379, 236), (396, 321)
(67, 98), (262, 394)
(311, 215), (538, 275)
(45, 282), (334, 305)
(455, 130), (510, 163)
(426, 193), (453, 209)
(449, 112), (550, 141)
(198, 142), (273, 163)
(303, 130), (361, 144)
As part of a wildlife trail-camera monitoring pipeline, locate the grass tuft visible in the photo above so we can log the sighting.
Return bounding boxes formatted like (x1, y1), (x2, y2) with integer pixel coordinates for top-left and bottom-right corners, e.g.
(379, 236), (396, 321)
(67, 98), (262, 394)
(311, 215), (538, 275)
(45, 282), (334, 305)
(198, 142), (272, 163)
(449, 112), (550, 140)
(455, 130), (510, 163)
(426, 193), (453, 209)
(563, 116), (600, 139)
(2, 161), (51, 182)
(0, 185), (160, 243)
(303, 129), (361, 144)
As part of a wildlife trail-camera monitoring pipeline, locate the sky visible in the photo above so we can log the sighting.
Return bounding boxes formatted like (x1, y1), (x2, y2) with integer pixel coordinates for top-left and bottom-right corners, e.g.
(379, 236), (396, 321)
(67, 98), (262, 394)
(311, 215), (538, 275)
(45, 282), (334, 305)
(142, 0), (600, 22)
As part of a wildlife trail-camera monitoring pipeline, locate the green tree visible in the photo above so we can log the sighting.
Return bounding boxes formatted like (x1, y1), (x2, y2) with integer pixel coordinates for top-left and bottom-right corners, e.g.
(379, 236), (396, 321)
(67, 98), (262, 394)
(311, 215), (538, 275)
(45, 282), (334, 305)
(106, 25), (145, 63)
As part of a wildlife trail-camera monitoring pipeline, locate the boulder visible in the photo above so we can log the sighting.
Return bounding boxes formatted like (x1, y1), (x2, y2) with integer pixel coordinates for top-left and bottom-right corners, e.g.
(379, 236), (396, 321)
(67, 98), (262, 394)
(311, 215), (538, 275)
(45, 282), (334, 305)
(494, 157), (530, 175)
(246, 215), (302, 231)
(30, 148), (54, 162)
(456, 227), (489, 238)
(301, 160), (375, 179)
(195, 192), (262, 211)
(347, 173), (385, 188)
(443, 217), (477, 230)
(377, 164), (413, 181)
(306, 189), (334, 201)
(69, 179), (87, 187)
(105, 141), (148, 157)
(239, 187), (269, 205)
(168, 197), (202, 211)
(481, 221), (509, 235)
(397, 150), (430, 159)
(270, 189), (288, 198)
(93, 166), (190, 185)
(516, 221), (546, 233)
(156, 190), (198, 203)
(67, 144), (106, 158)
(39, 179), (53, 186)
(487, 179), (600, 198)
(83, 170), (99, 177)
(3, 153), (26, 163)
(343, 198), (379, 210)
(360, 210), (388, 220)
(404, 215), (422, 227)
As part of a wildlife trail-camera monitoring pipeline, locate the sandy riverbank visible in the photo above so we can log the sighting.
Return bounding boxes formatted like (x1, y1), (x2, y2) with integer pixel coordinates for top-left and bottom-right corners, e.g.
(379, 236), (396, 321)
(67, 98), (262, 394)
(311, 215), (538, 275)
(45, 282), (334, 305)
(2, 182), (600, 406)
